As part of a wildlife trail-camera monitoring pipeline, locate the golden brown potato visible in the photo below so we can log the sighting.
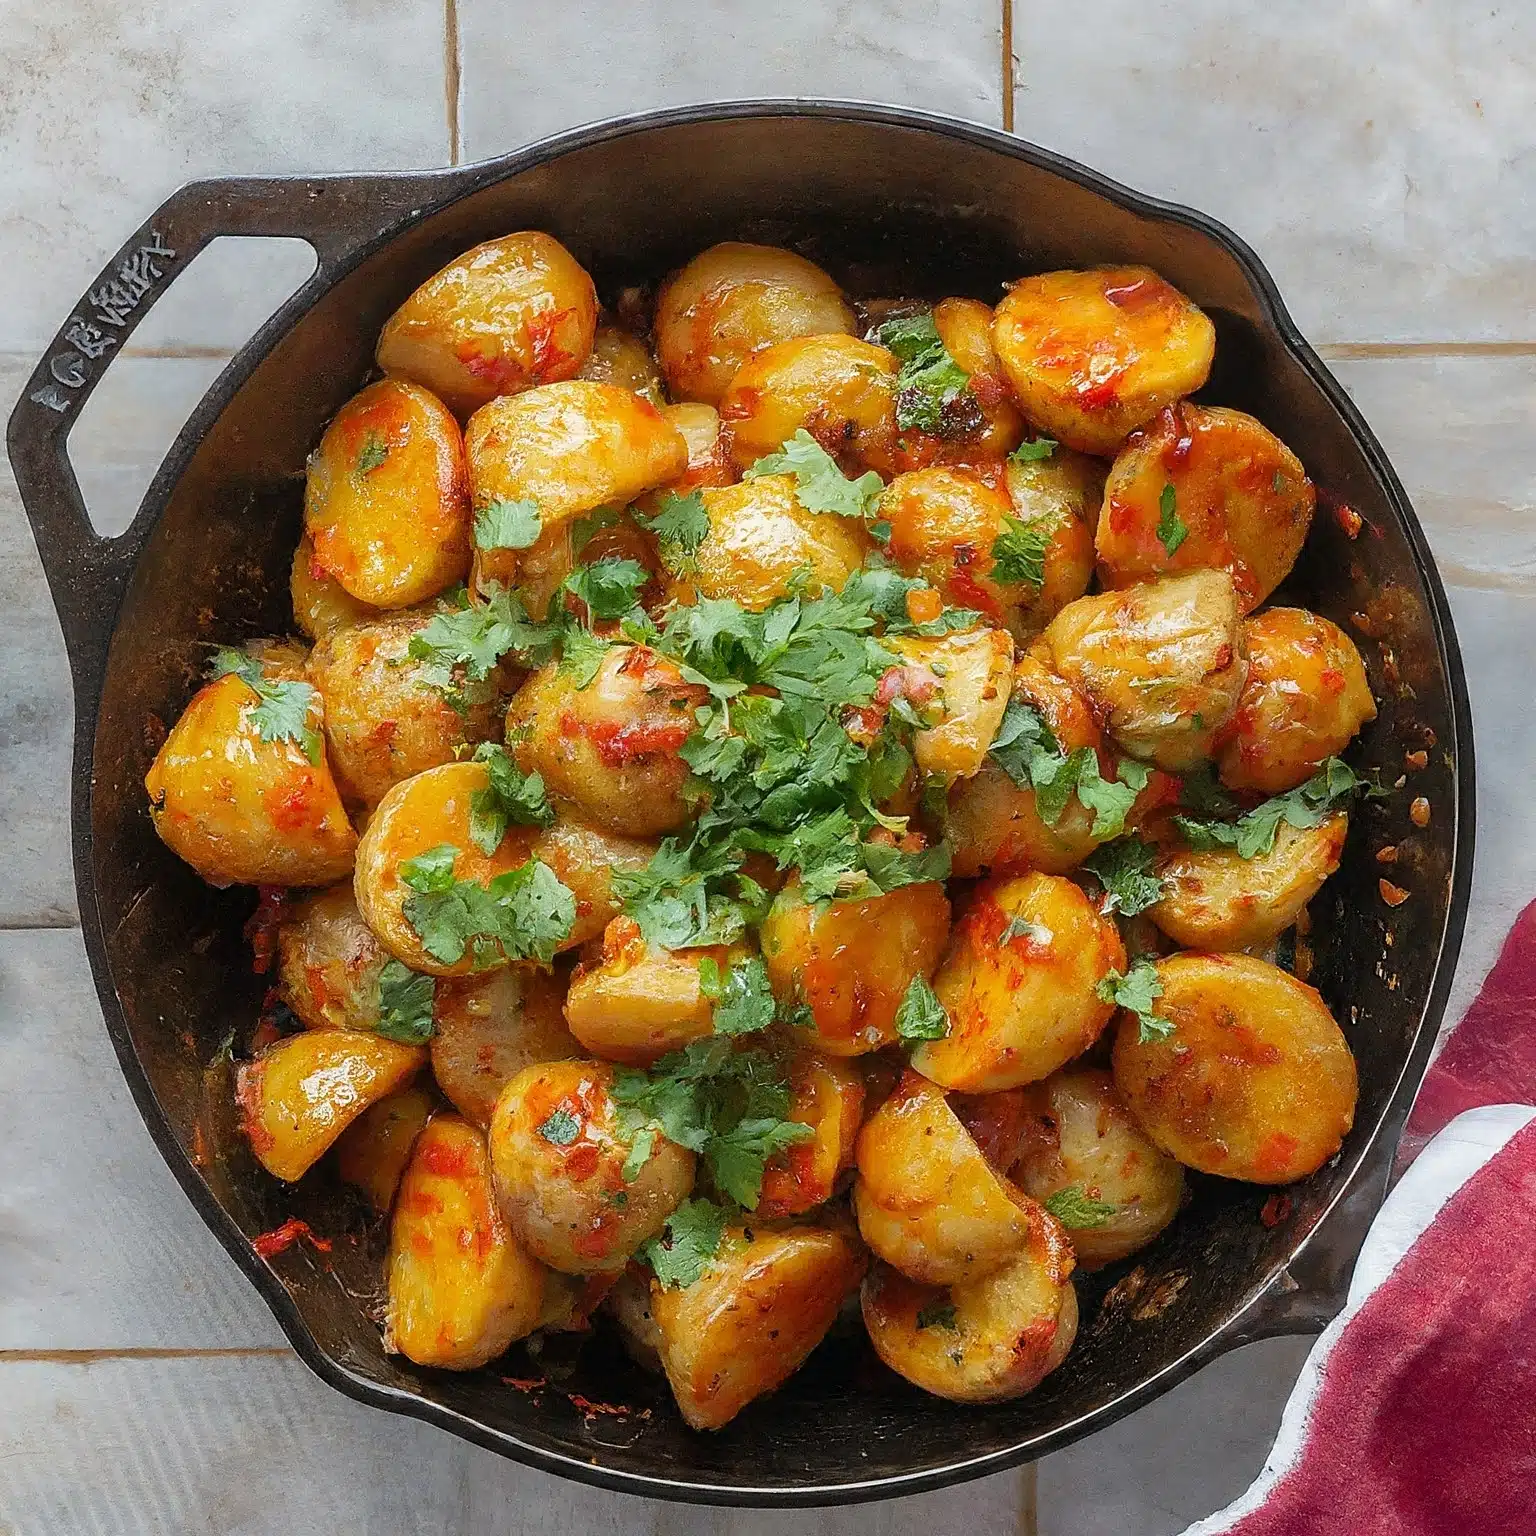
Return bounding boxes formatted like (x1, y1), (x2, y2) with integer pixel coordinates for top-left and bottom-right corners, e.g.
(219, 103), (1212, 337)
(384, 1114), (547, 1368)
(718, 334), (899, 471)
(655, 242), (855, 406)
(488, 1060), (695, 1273)
(303, 378), (471, 609)
(756, 1053), (865, 1220)
(1043, 569), (1247, 771)
(531, 815), (657, 948)
(686, 473), (871, 609)
(853, 1071), (1036, 1285)
(1217, 609), (1377, 794)
(1111, 952), (1358, 1183)
(1097, 404), (1317, 611)
(335, 1085), (435, 1211)
(861, 1215), (1076, 1404)
(1002, 447), (1102, 632)
(1150, 814), (1348, 953)
(236, 1030), (425, 1182)
(291, 533), (376, 640)
(145, 662), (357, 889)
(275, 883), (387, 1032)
(930, 297), (1027, 455)
(887, 627), (1014, 781)
(945, 655), (1106, 877)
(991, 266), (1216, 455)
(306, 607), (503, 810)
(576, 323), (665, 404)
(431, 964), (577, 1126)
(657, 402), (735, 483)
(650, 1224), (866, 1430)
(761, 876), (951, 1057)
(1010, 1067), (1184, 1268)
(505, 646), (705, 838)
(913, 873), (1124, 1093)
(376, 231), (598, 417)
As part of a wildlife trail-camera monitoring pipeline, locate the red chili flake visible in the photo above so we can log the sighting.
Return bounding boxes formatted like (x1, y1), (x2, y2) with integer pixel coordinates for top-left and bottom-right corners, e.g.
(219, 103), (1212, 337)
(1379, 880), (1411, 908)
(501, 1376), (547, 1393)
(1333, 502), (1365, 539)
(566, 1393), (644, 1423)
(1260, 1193), (1293, 1228)
(251, 1217), (332, 1259)
(1405, 749), (1429, 770)
(243, 887), (288, 975)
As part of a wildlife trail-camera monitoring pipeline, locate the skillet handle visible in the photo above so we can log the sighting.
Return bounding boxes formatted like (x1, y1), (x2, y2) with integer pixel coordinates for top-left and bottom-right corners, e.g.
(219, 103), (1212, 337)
(5, 172), (435, 677)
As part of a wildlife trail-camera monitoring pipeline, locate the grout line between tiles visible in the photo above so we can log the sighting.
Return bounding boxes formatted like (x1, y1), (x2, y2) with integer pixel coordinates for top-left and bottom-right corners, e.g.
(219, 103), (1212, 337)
(0, 1348), (292, 1365)
(1016, 1463), (1038, 1536)
(1000, 0), (1015, 132)
(445, 0), (462, 166)
(0, 917), (82, 933)
(1317, 340), (1536, 360)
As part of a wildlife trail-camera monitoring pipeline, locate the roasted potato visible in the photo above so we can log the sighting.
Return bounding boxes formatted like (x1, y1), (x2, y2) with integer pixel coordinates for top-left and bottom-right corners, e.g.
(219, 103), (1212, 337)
(1010, 1067), (1184, 1267)
(531, 814), (657, 948)
(1043, 569), (1247, 771)
(913, 873), (1125, 1093)
(655, 242), (856, 406)
(861, 1215), (1076, 1403)
(303, 378), (471, 609)
(929, 297), (1027, 456)
(991, 266), (1216, 455)
(306, 606), (503, 810)
(757, 1052), (865, 1220)
(376, 231), (598, 417)
(431, 963), (577, 1126)
(384, 1114), (547, 1368)
(291, 532), (376, 640)
(761, 876), (951, 1056)
(237, 1029), (425, 1182)
(577, 323), (665, 404)
(489, 1060), (695, 1273)
(1097, 403), (1317, 611)
(275, 882), (387, 1032)
(887, 627), (1014, 780)
(604, 1265), (664, 1372)
(335, 1085), (435, 1211)
(718, 334), (899, 472)
(1217, 608), (1377, 794)
(1150, 814), (1347, 953)
(145, 659), (357, 889)
(651, 1224), (866, 1429)
(504, 646), (705, 837)
(1111, 952), (1358, 1183)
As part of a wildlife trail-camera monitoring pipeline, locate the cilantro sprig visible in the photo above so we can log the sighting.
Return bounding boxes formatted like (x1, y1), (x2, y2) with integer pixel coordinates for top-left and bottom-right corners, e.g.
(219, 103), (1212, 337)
(1083, 836), (1166, 916)
(1172, 757), (1378, 860)
(1009, 437), (1057, 463)
(643, 1197), (730, 1288)
(468, 743), (554, 855)
(878, 312), (973, 434)
(210, 649), (323, 764)
(1098, 958), (1175, 1043)
(1045, 1186), (1119, 1228)
(474, 497), (542, 552)
(639, 489), (710, 574)
(697, 954), (778, 1036)
(893, 974), (949, 1041)
(745, 429), (886, 524)
(989, 515), (1050, 589)
(375, 959), (435, 1044)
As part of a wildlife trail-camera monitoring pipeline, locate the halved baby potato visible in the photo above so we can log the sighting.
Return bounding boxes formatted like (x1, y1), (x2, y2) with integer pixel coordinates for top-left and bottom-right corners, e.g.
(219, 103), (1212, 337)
(651, 1223), (867, 1430)
(335, 1085), (436, 1211)
(991, 265), (1216, 456)
(237, 1029), (425, 1182)
(913, 873), (1125, 1093)
(376, 231), (598, 417)
(384, 1113), (547, 1368)
(1111, 952), (1358, 1183)
(656, 242), (856, 406)
(1097, 403), (1316, 611)
(576, 323), (665, 404)
(756, 1052), (865, 1220)
(291, 532), (376, 640)
(887, 626), (1014, 781)
(530, 815), (657, 949)
(276, 882), (387, 1033)
(304, 378), (471, 609)
(928, 297), (1027, 456)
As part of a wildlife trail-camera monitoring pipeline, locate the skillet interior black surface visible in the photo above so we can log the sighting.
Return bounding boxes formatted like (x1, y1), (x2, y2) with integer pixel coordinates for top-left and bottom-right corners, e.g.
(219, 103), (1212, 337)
(53, 108), (1469, 1502)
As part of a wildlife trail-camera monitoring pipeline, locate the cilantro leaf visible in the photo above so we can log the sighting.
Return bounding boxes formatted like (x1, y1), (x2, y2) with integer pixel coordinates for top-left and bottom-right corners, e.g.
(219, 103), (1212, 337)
(537, 1107), (581, 1146)
(1098, 958), (1175, 1043)
(474, 497), (542, 551)
(989, 515), (1050, 589)
(564, 556), (650, 620)
(744, 429), (885, 522)
(557, 625), (610, 689)
(705, 1116), (813, 1208)
(1009, 437), (1057, 463)
(1172, 757), (1374, 861)
(1045, 1186), (1119, 1228)
(915, 1301), (958, 1331)
(1157, 483), (1188, 556)
(210, 648), (323, 764)
(878, 312), (973, 434)
(988, 698), (1141, 837)
(1083, 836), (1165, 915)
(356, 431), (388, 475)
(894, 974), (949, 1041)
(620, 1126), (656, 1182)
(641, 489), (710, 574)
(399, 842), (459, 893)
(468, 742), (554, 854)
(375, 959), (435, 1043)
(711, 956), (777, 1036)
(643, 1197), (729, 1288)
(401, 850), (575, 967)
(407, 585), (559, 709)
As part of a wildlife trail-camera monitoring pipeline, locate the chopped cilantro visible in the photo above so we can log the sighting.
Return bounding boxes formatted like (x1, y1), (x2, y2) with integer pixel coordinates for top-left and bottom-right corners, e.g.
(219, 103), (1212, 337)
(564, 556), (650, 621)
(620, 1127), (656, 1183)
(467, 742), (554, 855)
(877, 312), (972, 433)
(894, 974), (949, 1041)
(1157, 483), (1188, 556)
(209, 648), (323, 764)
(988, 698), (1142, 838)
(708, 1116), (813, 1206)
(1172, 757), (1378, 860)
(536, 1107), (581, 1146)
(1083, 836), (1165, 915)
(1098, 958), (1175, 1043)
(356, 431), (388, 475)
(406, 585), (558, 711)
(642, 1197), (729, 1288)
(474, 497), (542, 551)
(1009, 437), (1057, 463)
(989, 515), (1050, 589)
(710, 955), (777, 1036)
(399, 846), (575, 967)
(915, 1300), (958, 1331)
(557, 625), (610, 689)
(1045, 1186), (1119, 1228)
(745, 429), (885, 522)
(640, 489), (710, 574)
(375, 959), (435, 1044)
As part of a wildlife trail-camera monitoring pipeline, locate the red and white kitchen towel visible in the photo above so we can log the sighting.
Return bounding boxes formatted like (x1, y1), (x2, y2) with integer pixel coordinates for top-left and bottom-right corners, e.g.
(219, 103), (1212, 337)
(1183, 902), (1536, 1535)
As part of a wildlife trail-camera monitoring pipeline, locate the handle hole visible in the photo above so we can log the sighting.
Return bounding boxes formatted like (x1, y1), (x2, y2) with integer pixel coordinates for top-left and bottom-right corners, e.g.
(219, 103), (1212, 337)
(65, 237), (318, 536)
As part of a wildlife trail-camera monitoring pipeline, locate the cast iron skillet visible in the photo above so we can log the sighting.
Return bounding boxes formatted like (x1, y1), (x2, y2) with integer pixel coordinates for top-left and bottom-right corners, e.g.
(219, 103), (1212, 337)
(6, 102), (1473, 1506)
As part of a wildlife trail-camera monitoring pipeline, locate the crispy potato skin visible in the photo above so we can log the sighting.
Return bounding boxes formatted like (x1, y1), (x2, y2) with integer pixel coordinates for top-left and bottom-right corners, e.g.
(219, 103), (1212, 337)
(1097, 404), (1316, 611)
(431, 964), (577, 1126)
(757, 1052), (865, 1220)
(718, 334), (899, 471)
(1043, 569), (1247, 771)
(861, 1212), (1076, 1404)
(291, 532), (376, 640)
(276, 883), (387, 1032)
(854, 1071), (1036, 1284)
(991, 266), (1215, 455)
(489, 1060), (695, 1273)
(761, 877), (952, 1057)
(651, 1224), (867, 1430)
(914, 873), (1125, 1093)
(888, 627), (1014, 781)
(236, 1030), (425, 1182)
(335, 1085), (435, 1211)
(1010, 1067), (1184, 1267)
(1150, 814), (1348, 953)
(576, 324), (665, 404)
(1217, 608), (1378, 794)
(505, 646), (705, 838)
(1111, 952), (1358, 1183)
(306, 607), (502, 810)
(931, 297), (1027, 455)
(145, 669), (357, 889)
(304, 378), (471, 609)
(384, 1114), (547, 1368)
(657, 243), (855, 406)
(376, 231), (597, 417)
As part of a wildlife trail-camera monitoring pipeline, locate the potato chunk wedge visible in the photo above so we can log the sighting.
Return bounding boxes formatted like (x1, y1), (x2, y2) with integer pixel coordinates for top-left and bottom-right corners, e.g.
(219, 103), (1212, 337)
(888, 627), (1014, 781)
(991, 266), (1215, 455)
(651, 1224), (866, 1429)
(376, 231), (597, 417)
(276, 883), (387, 1033)
(303, 378), (471, 609)
(529, 816), (657, 948)
(913, 873), (1125, 1093)
(576, 323), (665, 404)
(237, 1030), (425, 1182)
(384, 1114), (547, 1368)
(1097, 403), (1316, 611)
(1111, 953), (1357, 1183)
(930, 297), (1027, 456)
(291, 533), (375, 640)
(757, 1052), (865, 1220)
(335, 1085), (435, 1211)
